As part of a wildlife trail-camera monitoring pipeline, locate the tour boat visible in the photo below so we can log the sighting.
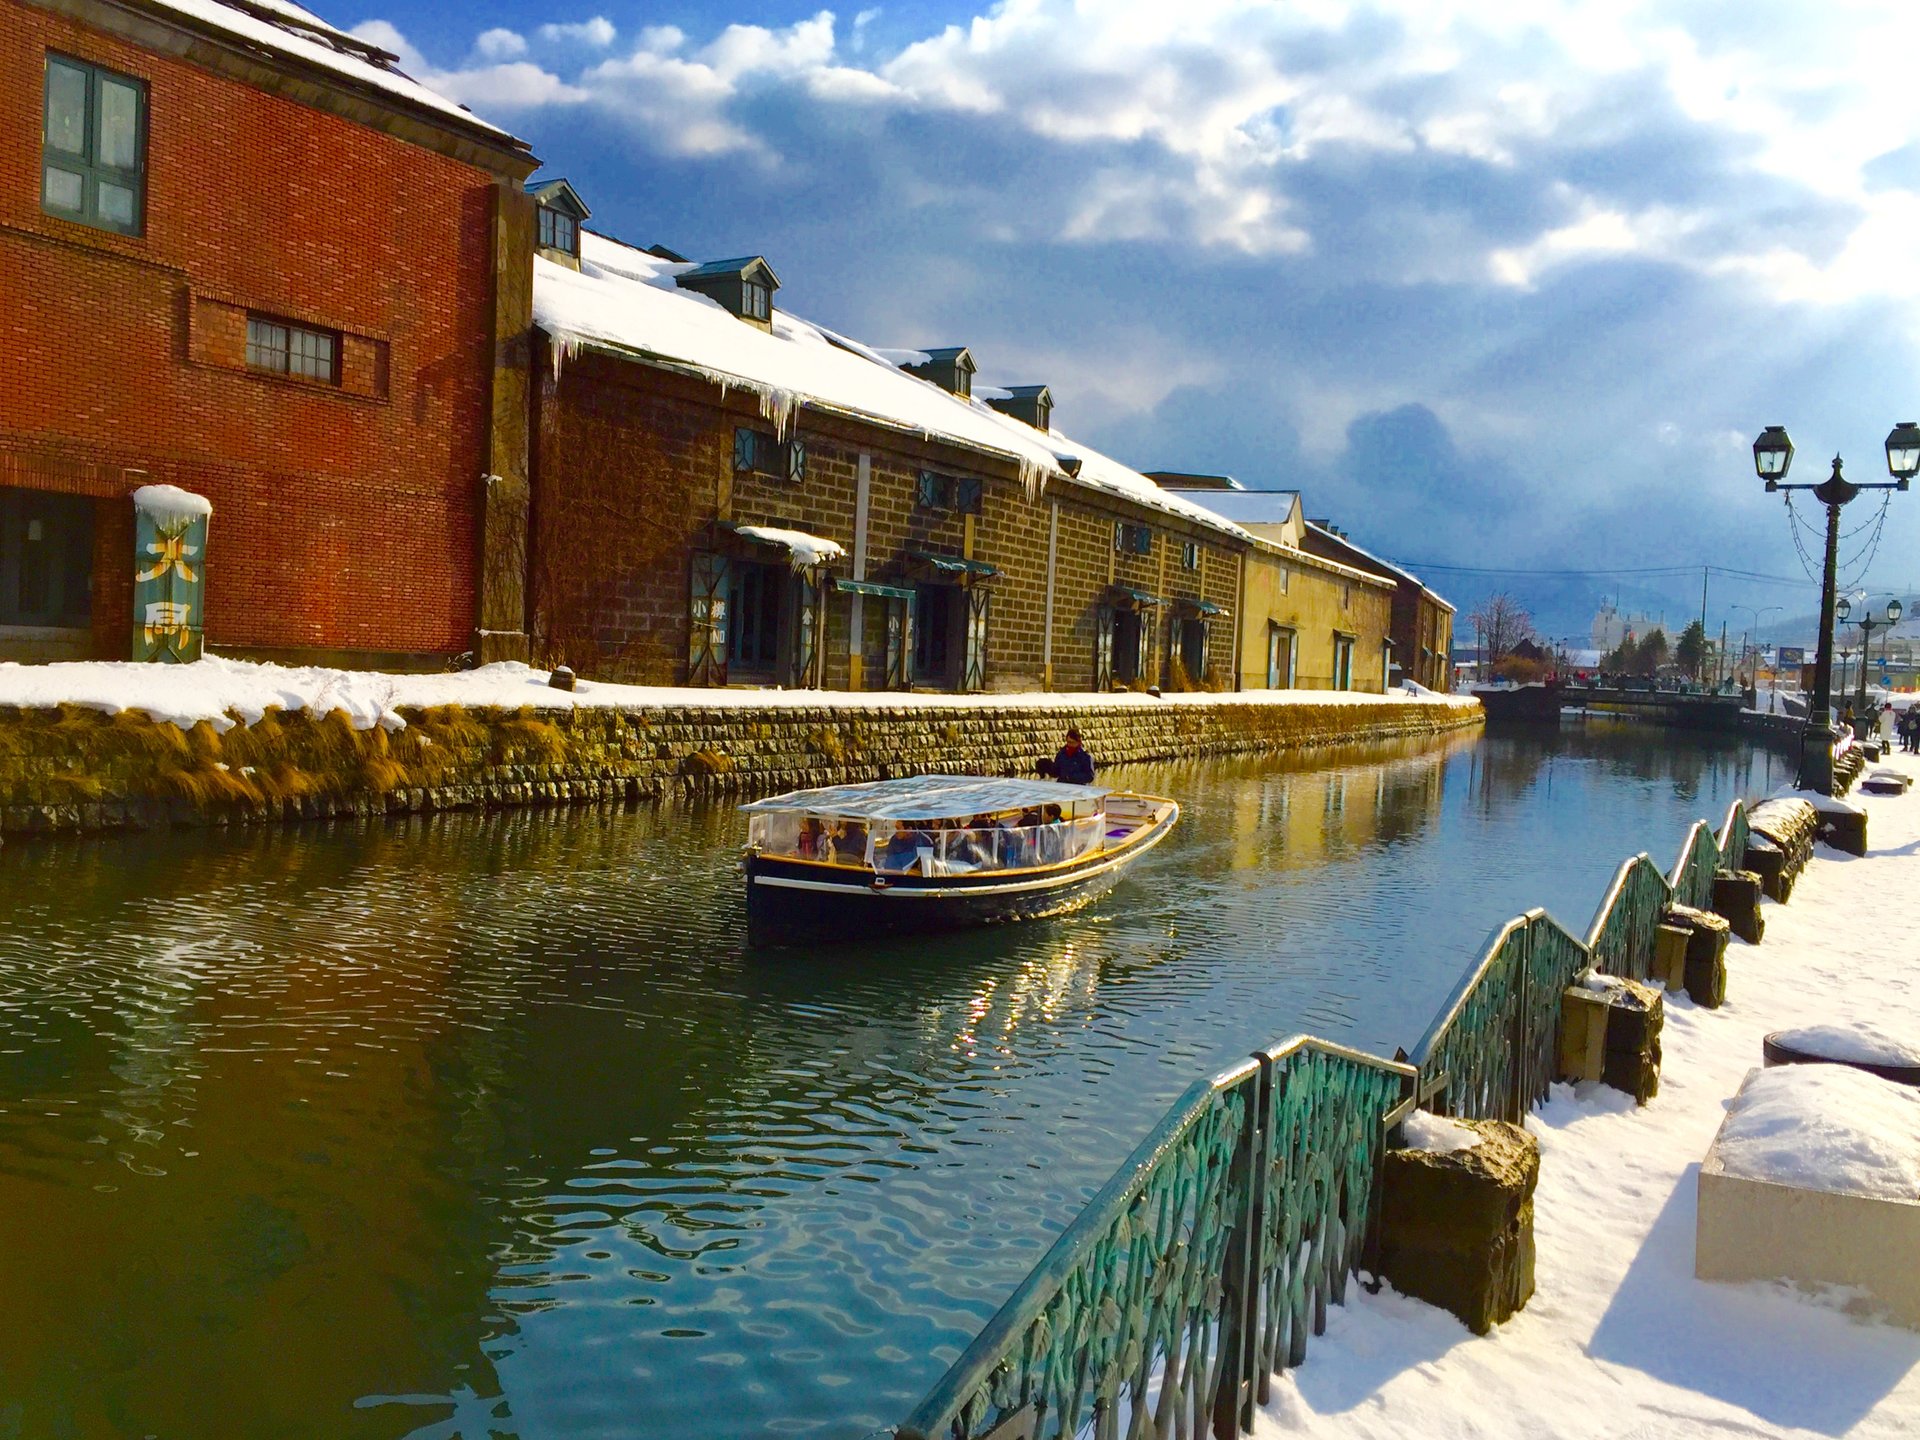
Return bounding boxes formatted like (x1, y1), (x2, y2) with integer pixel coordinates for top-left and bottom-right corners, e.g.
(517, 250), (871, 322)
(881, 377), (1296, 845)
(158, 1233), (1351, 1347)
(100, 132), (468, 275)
(739, 775), (1180, 946)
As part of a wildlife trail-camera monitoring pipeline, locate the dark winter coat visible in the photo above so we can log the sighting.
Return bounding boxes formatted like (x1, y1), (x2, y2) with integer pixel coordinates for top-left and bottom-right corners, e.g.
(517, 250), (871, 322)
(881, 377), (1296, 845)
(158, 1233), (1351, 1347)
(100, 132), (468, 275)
(1053, 744), (1096, 785)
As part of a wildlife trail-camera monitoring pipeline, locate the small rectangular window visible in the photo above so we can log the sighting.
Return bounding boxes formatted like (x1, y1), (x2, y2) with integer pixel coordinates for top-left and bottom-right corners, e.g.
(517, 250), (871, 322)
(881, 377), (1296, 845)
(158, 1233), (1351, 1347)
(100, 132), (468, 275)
(247, 315), (338, 384)
(1114, 521), (1152, 556)
(43, 54), (147, 236)
(735, 427), (803, 482)
(743, 280), (771, 320)
(917, 471), (982, 514)
(1182, 539), (1200, 571)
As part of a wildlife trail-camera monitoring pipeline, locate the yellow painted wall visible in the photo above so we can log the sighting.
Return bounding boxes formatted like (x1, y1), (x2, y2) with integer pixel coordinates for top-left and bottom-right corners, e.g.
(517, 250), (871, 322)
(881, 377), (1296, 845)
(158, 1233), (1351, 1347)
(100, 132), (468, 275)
(1237, 539), (1395, 692)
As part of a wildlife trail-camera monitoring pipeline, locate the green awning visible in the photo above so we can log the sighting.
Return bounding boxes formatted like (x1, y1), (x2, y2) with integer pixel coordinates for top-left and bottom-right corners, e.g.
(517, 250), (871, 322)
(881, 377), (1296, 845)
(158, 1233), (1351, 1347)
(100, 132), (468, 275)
(1108, 585), (1164, 608)
(835, 577), (915, 600)
(908, 549), (1000, 577)
(1174, 597), (1224, 617)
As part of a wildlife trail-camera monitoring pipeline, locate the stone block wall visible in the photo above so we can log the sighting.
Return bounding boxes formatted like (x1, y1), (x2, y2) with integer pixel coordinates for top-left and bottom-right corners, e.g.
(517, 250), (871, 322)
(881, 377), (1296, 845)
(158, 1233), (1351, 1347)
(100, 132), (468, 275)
(0, 696), (1481, 836)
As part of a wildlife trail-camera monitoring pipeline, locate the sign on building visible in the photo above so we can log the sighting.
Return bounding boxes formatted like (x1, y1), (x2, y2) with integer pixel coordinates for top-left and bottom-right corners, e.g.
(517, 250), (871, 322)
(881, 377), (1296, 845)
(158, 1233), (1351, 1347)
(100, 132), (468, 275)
(132, 485), (211, 663)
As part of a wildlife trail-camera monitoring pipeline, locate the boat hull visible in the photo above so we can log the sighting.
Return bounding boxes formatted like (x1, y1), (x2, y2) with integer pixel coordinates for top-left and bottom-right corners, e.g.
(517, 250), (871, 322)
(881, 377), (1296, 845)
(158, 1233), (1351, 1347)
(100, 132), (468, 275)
(745, 802), (1178, 947)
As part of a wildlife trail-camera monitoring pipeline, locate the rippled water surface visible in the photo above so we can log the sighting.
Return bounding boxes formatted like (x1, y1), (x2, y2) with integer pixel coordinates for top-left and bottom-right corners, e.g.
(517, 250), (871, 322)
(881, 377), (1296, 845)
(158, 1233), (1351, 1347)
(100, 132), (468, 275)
(0, 722), (1791, 1438)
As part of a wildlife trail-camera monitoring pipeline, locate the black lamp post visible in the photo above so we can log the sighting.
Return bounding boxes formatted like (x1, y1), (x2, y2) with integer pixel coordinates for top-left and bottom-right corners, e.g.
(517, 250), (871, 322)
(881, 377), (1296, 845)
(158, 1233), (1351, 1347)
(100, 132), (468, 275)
(1843, 596), (1904, 713)
(1752, 423), (1918, 792)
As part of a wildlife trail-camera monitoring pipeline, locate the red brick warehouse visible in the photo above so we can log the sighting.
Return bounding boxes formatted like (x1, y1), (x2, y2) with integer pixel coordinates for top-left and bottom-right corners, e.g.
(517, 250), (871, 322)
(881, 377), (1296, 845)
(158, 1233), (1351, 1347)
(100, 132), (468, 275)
(0, 0), (537, 666)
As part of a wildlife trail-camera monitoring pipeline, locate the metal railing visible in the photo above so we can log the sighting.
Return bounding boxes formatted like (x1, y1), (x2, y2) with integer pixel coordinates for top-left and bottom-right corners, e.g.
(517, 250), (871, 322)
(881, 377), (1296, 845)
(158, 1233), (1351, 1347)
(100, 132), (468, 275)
(897, 799), (1754, 1439)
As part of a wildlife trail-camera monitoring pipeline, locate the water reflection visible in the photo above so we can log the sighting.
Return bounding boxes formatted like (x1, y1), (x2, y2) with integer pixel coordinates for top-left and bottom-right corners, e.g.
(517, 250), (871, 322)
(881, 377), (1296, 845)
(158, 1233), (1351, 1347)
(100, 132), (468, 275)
(0, 720), (1782, 1438)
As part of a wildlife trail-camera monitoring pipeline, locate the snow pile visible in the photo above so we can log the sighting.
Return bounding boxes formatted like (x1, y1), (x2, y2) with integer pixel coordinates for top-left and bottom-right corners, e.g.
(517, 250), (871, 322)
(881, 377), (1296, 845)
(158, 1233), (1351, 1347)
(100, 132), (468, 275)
(1400, 1111), (1482, 1154)
(1715, 1065), (1920, 1200)
(731, 526), (845, 571)
(0, 655), (1479, 731)
(1256, 749), (1920, 1440)
(1771, 786), (1865, 817)
(1771, 1025), (1920, 1070)
(1578, 970), (1628, 994)
(130, 484), (212, 522)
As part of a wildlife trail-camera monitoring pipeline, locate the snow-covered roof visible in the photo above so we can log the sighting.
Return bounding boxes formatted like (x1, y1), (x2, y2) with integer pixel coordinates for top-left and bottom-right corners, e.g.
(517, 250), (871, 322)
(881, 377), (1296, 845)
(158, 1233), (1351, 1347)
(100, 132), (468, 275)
(532, 231), (1253, 544)
(136, 0), (520, 143)
(1306, 522), (1456, 613)
(1177, 490), (1303, 527)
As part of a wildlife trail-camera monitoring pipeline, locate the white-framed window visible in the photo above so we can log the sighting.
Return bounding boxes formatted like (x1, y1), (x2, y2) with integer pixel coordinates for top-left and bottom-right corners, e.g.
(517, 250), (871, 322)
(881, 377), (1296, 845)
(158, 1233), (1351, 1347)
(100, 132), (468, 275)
(246, 314), (338, 384)
(1182, 539), (1200, 571)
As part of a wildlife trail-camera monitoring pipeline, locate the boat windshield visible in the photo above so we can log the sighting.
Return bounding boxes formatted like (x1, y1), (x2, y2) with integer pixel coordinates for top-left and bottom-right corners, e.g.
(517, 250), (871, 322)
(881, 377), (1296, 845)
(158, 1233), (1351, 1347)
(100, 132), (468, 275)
(747, 807), (1112, 874)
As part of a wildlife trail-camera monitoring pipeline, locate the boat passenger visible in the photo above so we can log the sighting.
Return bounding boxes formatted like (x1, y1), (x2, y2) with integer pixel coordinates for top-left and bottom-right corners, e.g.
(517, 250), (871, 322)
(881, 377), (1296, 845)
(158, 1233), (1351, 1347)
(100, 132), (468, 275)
(881, 823), (933, 873)
(1037, 803), (1067, 864)
(832, 819), (870, 866)
(798, 816), (827, 858)
(992, 811), (1030, 867)
(1050, 728), (1096, 785)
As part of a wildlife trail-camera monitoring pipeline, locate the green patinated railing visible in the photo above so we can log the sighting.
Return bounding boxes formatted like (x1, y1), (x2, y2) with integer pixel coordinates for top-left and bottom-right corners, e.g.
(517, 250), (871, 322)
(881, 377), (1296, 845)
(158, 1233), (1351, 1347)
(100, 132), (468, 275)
(897, 799), (1757, 1440)
(1669, 820), (1722, 910)
(1585, 853), (1672, 982)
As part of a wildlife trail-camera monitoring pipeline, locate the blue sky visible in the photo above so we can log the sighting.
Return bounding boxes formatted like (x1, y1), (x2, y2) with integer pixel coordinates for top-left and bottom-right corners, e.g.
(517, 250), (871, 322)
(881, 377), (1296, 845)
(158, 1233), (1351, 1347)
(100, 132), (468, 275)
(346, 0), (1920, 640)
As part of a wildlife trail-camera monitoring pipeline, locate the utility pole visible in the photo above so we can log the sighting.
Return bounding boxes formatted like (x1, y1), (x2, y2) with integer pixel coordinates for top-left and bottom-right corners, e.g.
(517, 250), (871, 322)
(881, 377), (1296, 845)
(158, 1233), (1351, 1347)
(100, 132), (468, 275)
(1718, 619), (1728, 689)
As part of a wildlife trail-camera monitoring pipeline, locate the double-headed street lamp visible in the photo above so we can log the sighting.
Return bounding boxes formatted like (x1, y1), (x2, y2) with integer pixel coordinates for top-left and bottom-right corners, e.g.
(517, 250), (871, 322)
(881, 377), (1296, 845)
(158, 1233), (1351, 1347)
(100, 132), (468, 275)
(1751, 422), (1920, 792)
(1836, 595), (1903, 714)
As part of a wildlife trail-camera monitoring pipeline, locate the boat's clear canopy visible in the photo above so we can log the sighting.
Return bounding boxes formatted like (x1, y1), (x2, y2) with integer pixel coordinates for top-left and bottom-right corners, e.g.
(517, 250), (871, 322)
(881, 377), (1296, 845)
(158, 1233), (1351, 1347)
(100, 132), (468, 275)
(739, 774), (1109, 821)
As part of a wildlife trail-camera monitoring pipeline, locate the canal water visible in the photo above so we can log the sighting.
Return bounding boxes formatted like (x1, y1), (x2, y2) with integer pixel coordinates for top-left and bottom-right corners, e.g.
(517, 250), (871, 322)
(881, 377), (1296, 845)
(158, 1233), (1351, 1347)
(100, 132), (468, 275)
(0, 722), (1789, 1439)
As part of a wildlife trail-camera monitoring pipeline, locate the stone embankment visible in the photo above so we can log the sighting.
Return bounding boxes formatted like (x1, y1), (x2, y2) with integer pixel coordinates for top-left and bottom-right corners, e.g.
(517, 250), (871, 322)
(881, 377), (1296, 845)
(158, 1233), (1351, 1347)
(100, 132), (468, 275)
(0, 695), (1481, 836)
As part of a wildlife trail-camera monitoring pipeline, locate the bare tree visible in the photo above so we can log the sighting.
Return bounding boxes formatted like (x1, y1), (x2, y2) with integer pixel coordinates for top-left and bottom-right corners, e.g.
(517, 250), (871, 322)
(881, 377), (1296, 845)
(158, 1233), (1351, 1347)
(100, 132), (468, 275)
(1469, 591), (1536, 672)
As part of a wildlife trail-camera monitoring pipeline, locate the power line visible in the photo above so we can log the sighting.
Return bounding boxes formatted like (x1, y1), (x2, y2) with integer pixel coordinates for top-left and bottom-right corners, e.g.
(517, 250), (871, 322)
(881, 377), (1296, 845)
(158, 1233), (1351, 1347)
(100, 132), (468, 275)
(1382, 559), (1820, 587)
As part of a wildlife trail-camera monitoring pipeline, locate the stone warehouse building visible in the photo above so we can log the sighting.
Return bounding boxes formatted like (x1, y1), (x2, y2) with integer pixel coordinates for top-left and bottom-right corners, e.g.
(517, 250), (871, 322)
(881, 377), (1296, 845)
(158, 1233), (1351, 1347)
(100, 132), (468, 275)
(1149, 481), (1397, 692)
(1299, 522), (1456, 692)
(0, 0), (537, 665)
(523, 213), (1258, 694)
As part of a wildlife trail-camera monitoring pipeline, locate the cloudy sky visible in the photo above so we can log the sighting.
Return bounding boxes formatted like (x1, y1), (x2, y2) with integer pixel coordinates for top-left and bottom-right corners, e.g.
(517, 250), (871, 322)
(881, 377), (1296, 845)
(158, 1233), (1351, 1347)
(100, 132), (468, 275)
(353, 0), (1920, 640)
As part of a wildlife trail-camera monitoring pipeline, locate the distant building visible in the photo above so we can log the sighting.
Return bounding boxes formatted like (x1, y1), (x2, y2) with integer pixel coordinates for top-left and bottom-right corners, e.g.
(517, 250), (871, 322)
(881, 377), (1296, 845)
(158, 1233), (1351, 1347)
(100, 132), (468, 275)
(1298, 524), (1456, 692)
(0, 0), (538, 665)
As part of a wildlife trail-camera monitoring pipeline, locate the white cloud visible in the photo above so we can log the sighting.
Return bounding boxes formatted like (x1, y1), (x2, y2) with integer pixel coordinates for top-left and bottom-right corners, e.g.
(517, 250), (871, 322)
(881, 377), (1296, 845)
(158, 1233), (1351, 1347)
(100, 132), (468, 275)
(473, 28), (526, 62)
(538, 17), (617, 49)
(361, 1), (1920, 284)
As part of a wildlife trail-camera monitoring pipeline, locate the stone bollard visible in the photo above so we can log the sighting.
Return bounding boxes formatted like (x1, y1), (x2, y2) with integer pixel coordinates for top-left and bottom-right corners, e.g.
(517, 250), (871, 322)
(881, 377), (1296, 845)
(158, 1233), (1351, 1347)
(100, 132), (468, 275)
(1711, 868), (1765, 945)
(1653, 921), (1692, 992)
(1377, 1117), (1539, 1335)
(1665, 904), (1730, 1008)
(1741, 835), (1788, 902)
(1817, 803), (1868, 858)
(1748, 797), (1817, 898)
(1559, 976), (1663, 1103)
(1601, 978), (1664, 1103)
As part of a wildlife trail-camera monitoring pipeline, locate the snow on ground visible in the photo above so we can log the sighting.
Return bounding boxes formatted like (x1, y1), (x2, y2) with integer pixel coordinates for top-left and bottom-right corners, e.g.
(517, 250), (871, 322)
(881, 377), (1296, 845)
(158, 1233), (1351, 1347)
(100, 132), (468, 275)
(0, 656), (1479, 733)
(1259, 752), (1920, 1440)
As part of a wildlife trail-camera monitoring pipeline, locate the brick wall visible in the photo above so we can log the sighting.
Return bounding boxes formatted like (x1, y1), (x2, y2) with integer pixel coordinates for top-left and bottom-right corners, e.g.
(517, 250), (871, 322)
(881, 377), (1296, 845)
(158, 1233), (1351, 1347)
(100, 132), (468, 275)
(533, 346), (1246, 693)
(0, 0), (523, 662)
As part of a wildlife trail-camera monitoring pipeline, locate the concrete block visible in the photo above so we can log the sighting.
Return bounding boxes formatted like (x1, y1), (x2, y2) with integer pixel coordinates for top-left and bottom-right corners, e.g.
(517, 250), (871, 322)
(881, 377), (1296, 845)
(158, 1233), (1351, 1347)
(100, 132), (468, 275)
(1697, 1086), (1920, 1329)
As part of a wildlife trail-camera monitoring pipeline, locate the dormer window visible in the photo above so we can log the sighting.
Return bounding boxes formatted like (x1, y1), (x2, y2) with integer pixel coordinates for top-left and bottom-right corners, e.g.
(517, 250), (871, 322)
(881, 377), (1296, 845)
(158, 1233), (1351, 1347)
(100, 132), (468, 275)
(899, 347), (975, 398)
(987, 385), (1052, 432)
(675, 256), (781, 329)
(538, 206), (576, 256)
(527, 177), (590, 270)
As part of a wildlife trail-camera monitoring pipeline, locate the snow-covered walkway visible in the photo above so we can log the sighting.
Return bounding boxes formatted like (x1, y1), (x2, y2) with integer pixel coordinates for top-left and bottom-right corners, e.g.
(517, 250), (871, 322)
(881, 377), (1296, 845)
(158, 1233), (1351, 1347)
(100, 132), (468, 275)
(1261, 754), (1920, 1440)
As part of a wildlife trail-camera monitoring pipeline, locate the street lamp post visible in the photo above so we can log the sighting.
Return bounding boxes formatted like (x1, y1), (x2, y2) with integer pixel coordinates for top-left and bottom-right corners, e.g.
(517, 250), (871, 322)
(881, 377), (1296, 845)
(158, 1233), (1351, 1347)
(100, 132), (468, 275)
(1841, 596), (1904, 714)
(1751, 423), (1919, 792)
(1727, 604), (1781, 688)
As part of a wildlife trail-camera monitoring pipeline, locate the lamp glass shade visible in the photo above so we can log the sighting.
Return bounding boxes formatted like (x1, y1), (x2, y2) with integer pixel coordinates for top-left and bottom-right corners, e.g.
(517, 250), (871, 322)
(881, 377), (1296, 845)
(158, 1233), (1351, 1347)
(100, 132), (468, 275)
(1890, 599), (1905, 624)
(1886, 422), (1920, 480)
(1753, 426), (1794, 480)
(1836, 597), (1852, 621)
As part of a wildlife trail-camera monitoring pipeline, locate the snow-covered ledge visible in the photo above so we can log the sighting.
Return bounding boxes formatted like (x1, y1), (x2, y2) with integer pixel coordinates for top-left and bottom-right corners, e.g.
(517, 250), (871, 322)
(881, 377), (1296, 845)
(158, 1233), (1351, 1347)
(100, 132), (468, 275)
(1696, 1064), (1920, 1327)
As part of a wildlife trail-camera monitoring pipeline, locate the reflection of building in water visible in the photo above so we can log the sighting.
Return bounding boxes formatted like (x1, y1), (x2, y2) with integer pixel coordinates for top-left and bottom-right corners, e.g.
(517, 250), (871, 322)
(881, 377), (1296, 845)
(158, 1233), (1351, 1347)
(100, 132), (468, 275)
(1216, 735), (1461, 872)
